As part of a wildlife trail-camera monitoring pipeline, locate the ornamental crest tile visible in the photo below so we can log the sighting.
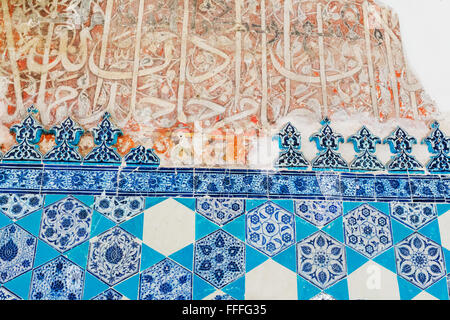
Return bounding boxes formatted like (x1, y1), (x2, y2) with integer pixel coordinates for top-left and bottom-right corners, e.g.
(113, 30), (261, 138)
(310, 119), (348, 170)
(194, 229), (245, 289)
(139, 258), (192, 300)
(29, 256), (84, 300)
(0, 287), (21, 300)
(124, 145), (160, 166)
(389, 203), (437, 230)
(94, 195), (145, 224)
(0, 194), (43, 221)
(3, 107), (44, 162)
(92, 288), (124, 300)
(275, 123), (309, 169)
(87, 227), (141, 286)
(395, 233), (446, 289)
(0, 224), (37, 283)
(39, 196), (93, 253)
(348, 126), (385, 171)
(423, 121), (450, 173)
(196, 197), (245, 226)
(343, 204), (393, 258)
(246, 201), (295, 257)
(279, 123), (301, 149)
(84, 113), (123, 163)
(295, 200), (342, 227)
(297, 231), (346, 290)
(384, 127), (423, 171)
(44, 117), (84, 162)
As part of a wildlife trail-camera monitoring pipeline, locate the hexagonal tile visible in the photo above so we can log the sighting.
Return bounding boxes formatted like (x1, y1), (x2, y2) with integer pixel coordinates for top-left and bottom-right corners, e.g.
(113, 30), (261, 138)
(143, 198), (194, 256)
(94, 195), (145, 224)
(92, 288), (124, 300)
(87, 226), (141, 286)
(295, 200), (342, 227)
(390, 202), (437, 230)
(246, 201), (295, 257)
(196, 197), (245, 226)
(39, 196), (93, 253)
(297, 231), (347, 290)
(395, 233), (446, 289)
(203, 290), (235, 300)
(0, 194), (43, 220)
(194, 229), (245, 289)
(139, 258), (192, 300)
(0, 224), (36, 283)
(343, 204), (393, 258)
(29, 256), (84, 300)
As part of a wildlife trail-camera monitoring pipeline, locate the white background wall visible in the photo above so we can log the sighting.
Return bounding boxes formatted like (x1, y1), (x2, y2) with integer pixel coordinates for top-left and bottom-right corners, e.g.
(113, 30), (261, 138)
(381, 0), (450, 113)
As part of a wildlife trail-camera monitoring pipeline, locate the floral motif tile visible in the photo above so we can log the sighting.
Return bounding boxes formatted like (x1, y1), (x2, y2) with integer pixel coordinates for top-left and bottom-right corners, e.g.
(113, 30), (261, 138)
(343, 204), (393, 258)
(395, 233), (446, 290)
(0, 224), (36, 283)
(295, 200), (342, 227)
(40, 196), (92, 253)
(93, 195), (145, 224)
(246, 201), (295, 257)
(196, 198), (245, 226)
(297, 231), (347, 290)
(29, 256), (84, 300)
(87, 227), (141, 286)
(0, 194), (43, 221)
(194, 229), (245, 289)
(140, 258), (192, 300)
(390, 202), (437, 230)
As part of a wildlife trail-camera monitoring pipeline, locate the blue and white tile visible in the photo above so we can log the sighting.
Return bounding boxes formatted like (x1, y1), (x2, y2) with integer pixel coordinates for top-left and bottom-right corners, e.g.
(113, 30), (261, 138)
(0, 286), (21, 300)
(94, 195), (145, 224)
(0, 194), (43, 221)
(0, 224), (37, 283)
(390, 202), (437, 230)
(203, 290), (235, 300)
(395, 233), (446, 290)
(246, 201), (295, 257)
(91, 288), (126, 300)
(294, 200), (342, 227)
(29, 256), (84, 300)
(343, 203), (393, 259)
(139, 258), (192, 300)
(87, 226), (142, 286)
(196, 197), (245, 226)
(296, 231), (347, 290)
(194, 229), (245, 289)
(39, 196), (92, 253)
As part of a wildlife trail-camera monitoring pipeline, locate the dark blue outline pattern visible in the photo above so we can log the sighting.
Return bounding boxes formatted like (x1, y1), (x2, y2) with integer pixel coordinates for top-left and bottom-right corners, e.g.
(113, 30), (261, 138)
(0, 164), (447, 202)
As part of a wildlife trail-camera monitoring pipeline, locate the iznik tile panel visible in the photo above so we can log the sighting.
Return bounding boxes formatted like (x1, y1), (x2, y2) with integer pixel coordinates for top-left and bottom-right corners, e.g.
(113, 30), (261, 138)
(0, 188), (447, 300)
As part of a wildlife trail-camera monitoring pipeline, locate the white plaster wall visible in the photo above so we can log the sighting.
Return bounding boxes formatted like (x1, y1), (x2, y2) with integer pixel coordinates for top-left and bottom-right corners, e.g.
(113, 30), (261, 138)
(381, 0), (450, 114)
